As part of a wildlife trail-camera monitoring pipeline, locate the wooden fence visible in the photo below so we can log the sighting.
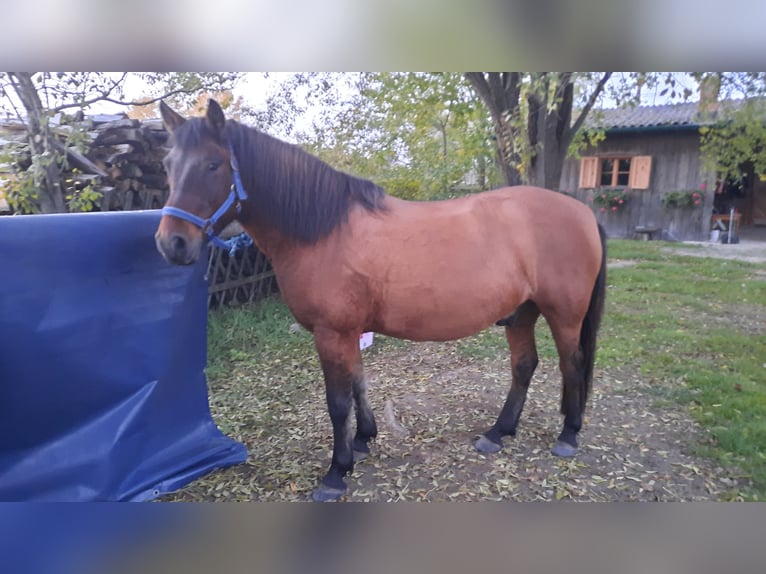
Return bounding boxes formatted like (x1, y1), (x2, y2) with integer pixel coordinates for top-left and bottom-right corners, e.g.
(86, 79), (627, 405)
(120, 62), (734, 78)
(206, 238), (278, 310)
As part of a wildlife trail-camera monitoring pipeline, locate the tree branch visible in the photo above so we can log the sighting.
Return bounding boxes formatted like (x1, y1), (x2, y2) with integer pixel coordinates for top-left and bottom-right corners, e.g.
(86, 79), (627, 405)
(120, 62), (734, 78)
(51, 73), (127, 112)
(51, 75), (231, 113)
(464, 73), (498, 118)
(8, 72), (45, 125)
(569, 72), (612, 137)
(3, 74), (28, 122)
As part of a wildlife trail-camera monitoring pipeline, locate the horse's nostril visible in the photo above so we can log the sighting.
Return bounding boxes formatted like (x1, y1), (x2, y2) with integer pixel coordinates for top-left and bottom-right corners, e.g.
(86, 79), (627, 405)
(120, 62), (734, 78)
(170, 234), (187, 253)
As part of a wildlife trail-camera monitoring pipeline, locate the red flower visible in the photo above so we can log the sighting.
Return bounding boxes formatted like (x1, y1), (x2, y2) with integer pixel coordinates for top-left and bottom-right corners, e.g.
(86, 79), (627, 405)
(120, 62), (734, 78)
(612, 206), (618, 211)
(600, 207), (606, 213)
(694, 200), (700, 205)
(618, 199), (624, 204)
(700, 182), (707, 190)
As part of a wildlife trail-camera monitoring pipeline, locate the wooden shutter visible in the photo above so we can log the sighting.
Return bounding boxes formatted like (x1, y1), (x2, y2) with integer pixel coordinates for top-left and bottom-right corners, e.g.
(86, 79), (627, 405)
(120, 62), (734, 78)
(578, 157), (598, 188)
(628, 156), (652, 189)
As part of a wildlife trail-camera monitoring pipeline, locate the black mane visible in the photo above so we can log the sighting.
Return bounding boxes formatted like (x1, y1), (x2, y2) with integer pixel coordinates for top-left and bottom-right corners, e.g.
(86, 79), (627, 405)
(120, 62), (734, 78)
(172, 119), (388, 243)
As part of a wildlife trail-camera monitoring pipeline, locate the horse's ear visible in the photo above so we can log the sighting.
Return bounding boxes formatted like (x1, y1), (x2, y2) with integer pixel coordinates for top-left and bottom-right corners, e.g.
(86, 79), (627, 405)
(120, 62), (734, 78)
(206, 99), (226, 135)
(159, 101), (185, 133)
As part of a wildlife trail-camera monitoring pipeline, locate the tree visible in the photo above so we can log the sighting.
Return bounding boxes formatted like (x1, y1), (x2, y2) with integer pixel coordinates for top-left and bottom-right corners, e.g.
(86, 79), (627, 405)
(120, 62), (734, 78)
(695, 73), (766, 185)
(0, 72), (241, 213)
(295, 73), (499, 200)
(358, 73), (498, 198)
(464, 72), (617, 189)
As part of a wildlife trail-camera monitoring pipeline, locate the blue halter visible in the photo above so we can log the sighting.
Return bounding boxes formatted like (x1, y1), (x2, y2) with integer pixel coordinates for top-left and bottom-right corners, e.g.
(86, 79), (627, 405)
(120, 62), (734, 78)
(161, 144), (248, 250)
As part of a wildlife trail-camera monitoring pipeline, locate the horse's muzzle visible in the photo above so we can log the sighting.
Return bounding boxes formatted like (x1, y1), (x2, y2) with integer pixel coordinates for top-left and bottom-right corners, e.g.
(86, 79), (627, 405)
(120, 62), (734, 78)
(155, 231), (201, 266)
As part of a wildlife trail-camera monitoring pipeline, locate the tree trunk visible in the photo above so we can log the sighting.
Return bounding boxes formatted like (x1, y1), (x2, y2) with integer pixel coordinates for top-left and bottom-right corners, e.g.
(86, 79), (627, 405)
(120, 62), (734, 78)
(526, 74), (574, 190)
(464, 72), (524, 187)
(9, 72), (67, 213)
(495, 133), (523, 186)
(439, 120), (449, 194)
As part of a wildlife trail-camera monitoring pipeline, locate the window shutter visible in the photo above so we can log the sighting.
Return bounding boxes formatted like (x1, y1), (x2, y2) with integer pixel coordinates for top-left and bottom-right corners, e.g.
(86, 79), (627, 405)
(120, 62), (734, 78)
(629, 156), (652, 189)
(578, 157), (598, 188)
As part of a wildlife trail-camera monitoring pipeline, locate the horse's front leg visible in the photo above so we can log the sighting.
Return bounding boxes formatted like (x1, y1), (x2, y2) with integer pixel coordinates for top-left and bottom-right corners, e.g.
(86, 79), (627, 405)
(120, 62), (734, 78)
(312, 328), (361, 502)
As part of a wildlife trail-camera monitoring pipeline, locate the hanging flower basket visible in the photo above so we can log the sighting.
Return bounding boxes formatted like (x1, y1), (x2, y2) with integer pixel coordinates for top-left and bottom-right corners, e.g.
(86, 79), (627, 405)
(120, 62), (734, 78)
(592, 187), (630, 213)
(661, 190), (703, 209)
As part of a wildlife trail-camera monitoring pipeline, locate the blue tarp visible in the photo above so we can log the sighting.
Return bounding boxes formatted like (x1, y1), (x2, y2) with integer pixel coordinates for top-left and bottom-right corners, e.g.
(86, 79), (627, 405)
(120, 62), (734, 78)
(0, 210), (247, 501)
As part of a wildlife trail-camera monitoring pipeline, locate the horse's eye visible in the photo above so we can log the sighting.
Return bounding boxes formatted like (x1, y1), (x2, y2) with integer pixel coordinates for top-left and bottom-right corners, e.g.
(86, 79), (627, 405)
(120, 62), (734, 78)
(208, 162), (220, 172)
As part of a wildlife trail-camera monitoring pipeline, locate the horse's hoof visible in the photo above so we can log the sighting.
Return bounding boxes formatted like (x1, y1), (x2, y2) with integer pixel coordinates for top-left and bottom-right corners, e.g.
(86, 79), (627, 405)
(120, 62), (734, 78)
(353, 450), (368, 463)
(551, 440), (578, 457)
(475, 435), (502, 453)
(311, 484), (347, 502)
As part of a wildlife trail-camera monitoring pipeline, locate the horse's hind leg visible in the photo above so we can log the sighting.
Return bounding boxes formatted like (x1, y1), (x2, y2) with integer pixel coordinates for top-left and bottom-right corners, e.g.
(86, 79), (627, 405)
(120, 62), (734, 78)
(548, 321), (587, 458)
(476, 301), (540, 453)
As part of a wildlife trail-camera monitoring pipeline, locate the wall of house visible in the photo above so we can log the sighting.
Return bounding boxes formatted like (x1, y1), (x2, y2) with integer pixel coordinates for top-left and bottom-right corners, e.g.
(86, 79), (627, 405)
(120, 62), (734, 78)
(560, 130), (714, 241)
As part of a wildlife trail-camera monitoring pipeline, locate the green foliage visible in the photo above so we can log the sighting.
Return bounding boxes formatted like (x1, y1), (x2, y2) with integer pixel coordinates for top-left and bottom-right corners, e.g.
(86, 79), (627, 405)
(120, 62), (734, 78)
(377, 175), (427, 201)
(700, 95), (766, 183)
(0, 166), (38, 214)
(64, 168), (102, 212)
(65, 183), (101, 212)
(661, 190), (704, 209)
(567, 127), (606, 159)
(0, 135), (60, 214)
(298, 73), (500, 201)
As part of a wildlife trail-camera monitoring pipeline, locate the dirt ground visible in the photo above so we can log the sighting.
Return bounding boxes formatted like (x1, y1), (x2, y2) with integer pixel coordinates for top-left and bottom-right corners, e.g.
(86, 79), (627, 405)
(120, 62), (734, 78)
(165, 336), (748, 502)
(345, 335), (752, 502)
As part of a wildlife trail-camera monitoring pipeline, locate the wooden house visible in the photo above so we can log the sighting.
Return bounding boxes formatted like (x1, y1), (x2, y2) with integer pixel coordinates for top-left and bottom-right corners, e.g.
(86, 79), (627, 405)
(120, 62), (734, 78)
(559, 101), (766, 241)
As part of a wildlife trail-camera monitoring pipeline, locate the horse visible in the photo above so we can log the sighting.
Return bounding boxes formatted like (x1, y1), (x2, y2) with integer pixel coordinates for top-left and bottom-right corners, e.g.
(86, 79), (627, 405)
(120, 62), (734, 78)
(155, 99), (607, 502)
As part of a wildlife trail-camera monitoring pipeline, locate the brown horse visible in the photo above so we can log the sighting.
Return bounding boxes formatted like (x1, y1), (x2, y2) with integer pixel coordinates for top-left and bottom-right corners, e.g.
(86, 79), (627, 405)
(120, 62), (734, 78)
(155, 99), (607, 502)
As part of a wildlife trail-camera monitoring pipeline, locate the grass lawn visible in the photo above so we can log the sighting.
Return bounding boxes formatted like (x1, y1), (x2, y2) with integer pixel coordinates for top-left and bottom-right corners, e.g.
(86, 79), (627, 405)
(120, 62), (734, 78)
(206, 239), (766, 500)
(600, 240), (766, 499)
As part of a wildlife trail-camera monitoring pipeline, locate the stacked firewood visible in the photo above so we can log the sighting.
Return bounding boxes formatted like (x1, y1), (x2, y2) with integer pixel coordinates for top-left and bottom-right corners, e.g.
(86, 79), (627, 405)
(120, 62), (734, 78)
(71, 114), (171, 212)
(0, 113), (172, 212)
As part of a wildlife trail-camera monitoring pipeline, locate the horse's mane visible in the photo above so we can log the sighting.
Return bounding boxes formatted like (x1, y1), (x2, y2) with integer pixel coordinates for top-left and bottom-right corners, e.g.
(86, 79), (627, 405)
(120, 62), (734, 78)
(213, 120), (388, 243)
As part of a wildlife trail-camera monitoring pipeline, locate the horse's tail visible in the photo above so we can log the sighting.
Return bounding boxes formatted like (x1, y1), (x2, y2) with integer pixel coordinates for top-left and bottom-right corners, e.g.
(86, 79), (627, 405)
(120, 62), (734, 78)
(576, 222), (607, 413)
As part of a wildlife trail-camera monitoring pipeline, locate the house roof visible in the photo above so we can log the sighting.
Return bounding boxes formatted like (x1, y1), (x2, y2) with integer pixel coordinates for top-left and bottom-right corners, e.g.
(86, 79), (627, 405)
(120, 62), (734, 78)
(587, 99), (751, 132)
(592, 102), (701, 130)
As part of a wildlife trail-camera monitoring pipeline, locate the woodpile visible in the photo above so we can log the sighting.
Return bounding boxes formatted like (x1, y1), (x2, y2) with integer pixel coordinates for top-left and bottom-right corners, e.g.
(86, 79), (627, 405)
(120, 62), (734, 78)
(88, 115), (171, 211)
(0, 113), (171, 212)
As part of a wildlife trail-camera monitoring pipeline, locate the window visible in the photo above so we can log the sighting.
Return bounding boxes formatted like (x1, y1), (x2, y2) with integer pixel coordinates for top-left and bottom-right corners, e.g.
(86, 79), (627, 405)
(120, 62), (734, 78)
(579, 155), (652, 190)
(600, 158), (631, 187)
